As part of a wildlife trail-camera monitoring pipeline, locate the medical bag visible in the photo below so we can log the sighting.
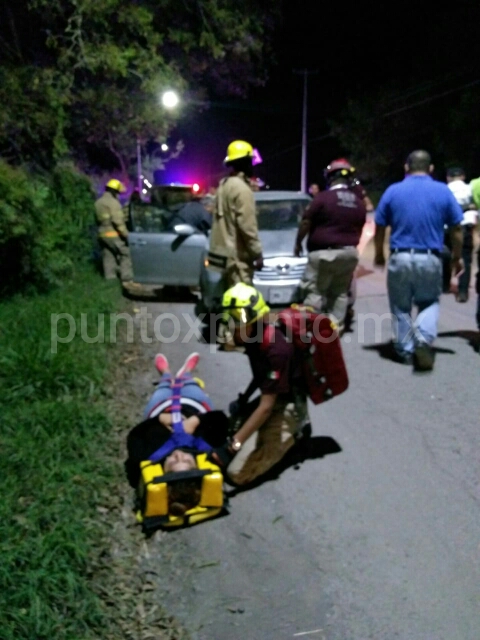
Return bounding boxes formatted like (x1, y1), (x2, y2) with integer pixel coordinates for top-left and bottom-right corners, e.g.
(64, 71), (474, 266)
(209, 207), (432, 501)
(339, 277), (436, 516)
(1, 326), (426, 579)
(263, 304), (349, 404)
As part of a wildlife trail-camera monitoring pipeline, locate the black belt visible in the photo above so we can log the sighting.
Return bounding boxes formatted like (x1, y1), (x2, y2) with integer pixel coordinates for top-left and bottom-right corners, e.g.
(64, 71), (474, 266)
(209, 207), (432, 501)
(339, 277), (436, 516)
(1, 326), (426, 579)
(392, 248), (440, 257)
(313, 245), (356, 250)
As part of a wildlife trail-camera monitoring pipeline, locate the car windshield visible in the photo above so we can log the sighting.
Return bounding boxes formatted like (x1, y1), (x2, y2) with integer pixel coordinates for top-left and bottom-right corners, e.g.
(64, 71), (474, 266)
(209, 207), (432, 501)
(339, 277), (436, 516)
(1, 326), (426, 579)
(256, 199), (309, 231)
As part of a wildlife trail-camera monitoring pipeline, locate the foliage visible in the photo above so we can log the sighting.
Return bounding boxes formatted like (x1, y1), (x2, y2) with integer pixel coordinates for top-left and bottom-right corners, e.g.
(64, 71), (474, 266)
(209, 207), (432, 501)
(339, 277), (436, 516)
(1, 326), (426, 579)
(0, 0), (279, 173)
(330, 77), (480, 190)
(0, 272), (123, 639)
(0, 161), (95, 294)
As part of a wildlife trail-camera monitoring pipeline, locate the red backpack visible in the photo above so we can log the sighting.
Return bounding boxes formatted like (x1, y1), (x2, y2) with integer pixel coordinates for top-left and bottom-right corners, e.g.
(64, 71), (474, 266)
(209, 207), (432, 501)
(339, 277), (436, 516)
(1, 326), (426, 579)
(262, 305), (349, 405)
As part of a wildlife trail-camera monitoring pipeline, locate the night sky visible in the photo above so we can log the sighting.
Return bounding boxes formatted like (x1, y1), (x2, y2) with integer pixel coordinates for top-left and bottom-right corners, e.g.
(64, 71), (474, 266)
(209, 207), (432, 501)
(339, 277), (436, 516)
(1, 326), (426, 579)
(163, 1), (480, 191)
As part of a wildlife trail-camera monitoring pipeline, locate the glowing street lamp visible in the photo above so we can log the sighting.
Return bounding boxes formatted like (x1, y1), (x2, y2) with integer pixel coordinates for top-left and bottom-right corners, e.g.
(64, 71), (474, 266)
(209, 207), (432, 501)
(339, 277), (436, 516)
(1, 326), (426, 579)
(161, 90), (179, 109)
(137, 91), (179, 194)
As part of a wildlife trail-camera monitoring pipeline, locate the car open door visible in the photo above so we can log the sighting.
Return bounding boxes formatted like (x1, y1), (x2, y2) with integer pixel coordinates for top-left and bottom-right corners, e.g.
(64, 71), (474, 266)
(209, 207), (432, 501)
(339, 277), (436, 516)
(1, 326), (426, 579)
(129, 203), (208, 286)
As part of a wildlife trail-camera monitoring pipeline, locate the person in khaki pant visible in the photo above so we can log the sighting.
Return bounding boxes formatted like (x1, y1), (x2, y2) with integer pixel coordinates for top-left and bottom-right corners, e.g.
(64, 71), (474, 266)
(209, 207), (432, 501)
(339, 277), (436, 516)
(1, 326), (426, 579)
(95, 179), (133, 282)
(208, 283), (310, 486)
(208, 140), (264, 288)
(295, 159), (367, 333)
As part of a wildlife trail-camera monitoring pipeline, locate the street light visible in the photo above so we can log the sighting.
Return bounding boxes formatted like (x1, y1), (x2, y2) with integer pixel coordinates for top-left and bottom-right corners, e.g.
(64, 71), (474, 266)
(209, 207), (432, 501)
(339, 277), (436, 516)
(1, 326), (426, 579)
(161, 90), (179, 109)
(137, 91), (179, 194)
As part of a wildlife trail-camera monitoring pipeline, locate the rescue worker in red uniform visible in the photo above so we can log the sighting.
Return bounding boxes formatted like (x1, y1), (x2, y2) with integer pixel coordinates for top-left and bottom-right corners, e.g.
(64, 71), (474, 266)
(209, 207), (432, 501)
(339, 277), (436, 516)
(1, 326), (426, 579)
(328, 159), (374, 329)
(210, 283), (309, 486)
(295, 160), (367, 333)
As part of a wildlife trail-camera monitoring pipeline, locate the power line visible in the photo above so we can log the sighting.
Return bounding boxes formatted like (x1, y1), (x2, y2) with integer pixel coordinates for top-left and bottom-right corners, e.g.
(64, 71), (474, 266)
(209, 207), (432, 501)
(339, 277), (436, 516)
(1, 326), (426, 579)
(262, 76), (480, 161)
(382, 77), (480, 117)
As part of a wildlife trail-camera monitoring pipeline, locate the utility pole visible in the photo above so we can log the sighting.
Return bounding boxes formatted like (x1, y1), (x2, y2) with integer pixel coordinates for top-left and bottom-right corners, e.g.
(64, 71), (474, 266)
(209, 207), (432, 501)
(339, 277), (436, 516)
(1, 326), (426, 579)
(293, 69), (318, 193)
(136, 138), (142, 195)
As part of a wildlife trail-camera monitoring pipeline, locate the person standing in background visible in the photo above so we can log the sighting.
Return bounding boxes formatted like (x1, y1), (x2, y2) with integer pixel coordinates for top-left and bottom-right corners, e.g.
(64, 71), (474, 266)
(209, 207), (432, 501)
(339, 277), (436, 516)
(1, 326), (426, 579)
(94, 179), (134, 284)
(469, 175), (480, 327)
(374, 151), (464, 371)
(446, 167), (478, 302)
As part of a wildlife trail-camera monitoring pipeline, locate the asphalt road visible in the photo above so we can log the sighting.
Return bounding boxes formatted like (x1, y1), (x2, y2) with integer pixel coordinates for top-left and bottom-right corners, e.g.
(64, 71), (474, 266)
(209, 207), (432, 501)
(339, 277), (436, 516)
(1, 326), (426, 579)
(131, 267), (480, 640)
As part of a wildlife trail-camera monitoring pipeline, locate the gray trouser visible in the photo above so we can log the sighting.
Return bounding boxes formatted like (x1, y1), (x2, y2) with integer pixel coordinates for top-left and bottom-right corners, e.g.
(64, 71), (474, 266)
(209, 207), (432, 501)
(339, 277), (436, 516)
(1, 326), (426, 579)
(99, 236), (133, 282)
(300, 247), (359, 329)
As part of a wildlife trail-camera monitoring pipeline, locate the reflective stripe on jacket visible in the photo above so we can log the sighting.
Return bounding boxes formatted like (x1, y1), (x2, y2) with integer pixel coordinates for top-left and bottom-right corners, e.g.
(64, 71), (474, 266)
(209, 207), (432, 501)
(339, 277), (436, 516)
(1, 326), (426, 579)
(208, 173), (262, 272)
(95, 191), (128, 238)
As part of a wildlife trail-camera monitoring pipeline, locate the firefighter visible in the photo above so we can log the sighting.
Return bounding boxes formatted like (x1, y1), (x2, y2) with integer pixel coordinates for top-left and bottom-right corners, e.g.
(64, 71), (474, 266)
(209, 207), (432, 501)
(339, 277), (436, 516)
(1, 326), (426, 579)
(94, 179), (134, 283)
(207, 140), (264, 288)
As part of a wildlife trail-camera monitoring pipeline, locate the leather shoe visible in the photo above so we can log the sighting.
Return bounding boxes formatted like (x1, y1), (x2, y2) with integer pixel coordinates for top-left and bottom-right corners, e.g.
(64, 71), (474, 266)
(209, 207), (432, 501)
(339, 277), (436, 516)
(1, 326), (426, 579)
(414, 343), (435, 371)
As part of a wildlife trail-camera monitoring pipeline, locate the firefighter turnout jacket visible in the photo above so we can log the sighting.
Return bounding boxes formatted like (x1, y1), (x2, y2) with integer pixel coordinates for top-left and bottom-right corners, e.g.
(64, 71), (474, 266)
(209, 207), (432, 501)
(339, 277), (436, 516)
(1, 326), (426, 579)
(208, 173), (262, 285)
(95, 191), (129, 239)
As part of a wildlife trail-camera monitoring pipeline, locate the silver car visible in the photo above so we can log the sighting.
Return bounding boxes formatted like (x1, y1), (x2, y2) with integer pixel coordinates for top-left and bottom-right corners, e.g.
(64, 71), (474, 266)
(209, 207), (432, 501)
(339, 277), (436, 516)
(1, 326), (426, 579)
(129, 199), (209, 287)
(129, 190), (311, 306)
(252, 190), (311, 304)
(198, 190), (311, 314)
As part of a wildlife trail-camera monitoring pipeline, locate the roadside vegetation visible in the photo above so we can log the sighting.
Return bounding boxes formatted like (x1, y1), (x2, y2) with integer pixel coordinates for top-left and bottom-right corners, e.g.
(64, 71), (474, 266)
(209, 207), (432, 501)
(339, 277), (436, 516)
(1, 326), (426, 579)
(0, 161), (96, 296)
(0, 271), (135, 639)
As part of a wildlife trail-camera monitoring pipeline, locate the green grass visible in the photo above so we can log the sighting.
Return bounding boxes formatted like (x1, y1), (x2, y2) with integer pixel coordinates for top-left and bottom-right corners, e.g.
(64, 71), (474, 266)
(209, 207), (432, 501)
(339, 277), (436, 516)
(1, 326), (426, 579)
(0, 269), (126, 640)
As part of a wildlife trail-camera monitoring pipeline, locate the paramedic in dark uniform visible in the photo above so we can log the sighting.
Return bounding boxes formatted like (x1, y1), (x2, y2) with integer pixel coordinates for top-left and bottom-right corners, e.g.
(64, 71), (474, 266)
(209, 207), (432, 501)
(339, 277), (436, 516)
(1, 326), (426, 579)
(331, 159), (374, 329)
(295, 159), (367, 333)
(374, 150), (464, 371)
(210, 283), (309, 486)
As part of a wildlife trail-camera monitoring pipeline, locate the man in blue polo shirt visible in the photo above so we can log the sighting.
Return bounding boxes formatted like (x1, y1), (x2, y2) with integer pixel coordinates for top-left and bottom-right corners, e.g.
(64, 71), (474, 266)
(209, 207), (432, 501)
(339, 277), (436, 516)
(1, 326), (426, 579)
(374, 150), (463, 371)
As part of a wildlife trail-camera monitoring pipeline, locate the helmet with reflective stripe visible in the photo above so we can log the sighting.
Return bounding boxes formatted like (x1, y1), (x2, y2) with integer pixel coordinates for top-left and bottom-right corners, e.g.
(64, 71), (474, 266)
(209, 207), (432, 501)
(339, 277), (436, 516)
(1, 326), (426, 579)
(221, 283), (270, 326)
(224, 140), (254, 165)
(323, 159), (355, 180)
(106, 178), (127, 193)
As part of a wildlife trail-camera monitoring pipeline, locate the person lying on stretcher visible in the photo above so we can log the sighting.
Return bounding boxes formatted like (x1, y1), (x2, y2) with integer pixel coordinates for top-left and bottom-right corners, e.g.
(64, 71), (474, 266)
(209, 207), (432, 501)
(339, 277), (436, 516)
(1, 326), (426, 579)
(125, 352), (230, 516)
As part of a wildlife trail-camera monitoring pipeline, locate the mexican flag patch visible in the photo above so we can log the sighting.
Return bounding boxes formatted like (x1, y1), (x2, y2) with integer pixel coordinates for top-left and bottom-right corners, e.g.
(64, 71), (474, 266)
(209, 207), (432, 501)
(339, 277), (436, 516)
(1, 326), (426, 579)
(268, 370), (280, 380)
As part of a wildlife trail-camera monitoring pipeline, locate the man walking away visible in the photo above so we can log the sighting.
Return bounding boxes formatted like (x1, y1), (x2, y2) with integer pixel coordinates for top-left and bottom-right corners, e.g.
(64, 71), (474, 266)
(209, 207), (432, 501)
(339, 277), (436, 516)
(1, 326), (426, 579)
(374, 150), (464, 371)
(95, 179), (134, 284)
(295, 159), (367, 333)
(446, 167), (478, 302)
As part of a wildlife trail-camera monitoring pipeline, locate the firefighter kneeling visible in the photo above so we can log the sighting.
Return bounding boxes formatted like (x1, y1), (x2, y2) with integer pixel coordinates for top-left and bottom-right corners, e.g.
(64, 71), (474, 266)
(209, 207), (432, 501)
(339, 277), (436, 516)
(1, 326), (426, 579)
(209, 283), (349, 486)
